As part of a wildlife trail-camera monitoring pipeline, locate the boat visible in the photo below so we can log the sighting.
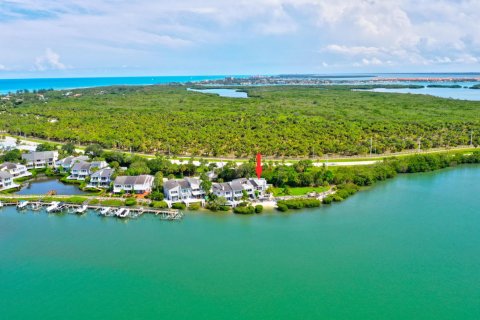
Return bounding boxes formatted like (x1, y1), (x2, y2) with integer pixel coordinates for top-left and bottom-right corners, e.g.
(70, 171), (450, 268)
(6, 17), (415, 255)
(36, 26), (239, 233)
(46, 201), (60, 213)
(0, 201), (3, 208)
(30, 202), (42, 211)
(17, 201), (29, 210)
(118, 209), (130, 219)
(99, 207), (110, 216)
(75, 205), (88, 215)
(114, 208), (125, 217)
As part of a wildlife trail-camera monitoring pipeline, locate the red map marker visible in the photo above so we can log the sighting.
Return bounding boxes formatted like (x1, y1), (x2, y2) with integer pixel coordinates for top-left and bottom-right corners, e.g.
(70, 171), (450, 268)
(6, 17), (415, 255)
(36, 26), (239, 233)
(256, 153), (262, 179)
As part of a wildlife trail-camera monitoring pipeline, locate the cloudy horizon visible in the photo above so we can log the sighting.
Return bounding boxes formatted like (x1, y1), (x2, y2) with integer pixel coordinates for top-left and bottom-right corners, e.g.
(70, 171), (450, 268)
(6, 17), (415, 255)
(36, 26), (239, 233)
(1, 0), (480, 78)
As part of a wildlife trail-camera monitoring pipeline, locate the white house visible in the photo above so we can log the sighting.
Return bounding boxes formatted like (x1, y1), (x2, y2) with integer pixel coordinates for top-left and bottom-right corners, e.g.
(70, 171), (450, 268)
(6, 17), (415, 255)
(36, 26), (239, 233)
(22, 151), (58, 169)
(68, 160), (108, 181)
(163, 177), (206, 202)
(88, 167), (114, 188)
(212, 178), (269, 202)
(0, 162), (31, 179)
(113, 175), (154, 194)
(0, 171), (15, 191)
(55, 155), (89, 170)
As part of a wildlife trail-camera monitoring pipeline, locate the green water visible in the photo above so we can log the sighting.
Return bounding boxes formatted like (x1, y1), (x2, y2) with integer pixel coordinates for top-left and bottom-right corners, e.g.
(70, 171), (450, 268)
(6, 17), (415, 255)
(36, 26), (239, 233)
(1, 166), (480, 319)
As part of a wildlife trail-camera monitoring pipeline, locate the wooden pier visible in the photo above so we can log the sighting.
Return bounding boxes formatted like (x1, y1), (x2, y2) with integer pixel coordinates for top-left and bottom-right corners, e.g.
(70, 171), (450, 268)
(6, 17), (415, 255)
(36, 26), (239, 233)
(0, 200), (183, 221)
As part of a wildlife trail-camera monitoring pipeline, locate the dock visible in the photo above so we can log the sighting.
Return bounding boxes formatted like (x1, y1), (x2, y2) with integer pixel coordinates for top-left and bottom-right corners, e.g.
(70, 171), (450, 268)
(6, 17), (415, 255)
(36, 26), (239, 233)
(0, 200), (183, 221)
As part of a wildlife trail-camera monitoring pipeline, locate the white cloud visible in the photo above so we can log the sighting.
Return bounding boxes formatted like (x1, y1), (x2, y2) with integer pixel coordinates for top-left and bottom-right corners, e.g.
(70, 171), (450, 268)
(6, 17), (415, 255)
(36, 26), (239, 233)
(35, 48), (67, 71)
(0, 0), (479, 74)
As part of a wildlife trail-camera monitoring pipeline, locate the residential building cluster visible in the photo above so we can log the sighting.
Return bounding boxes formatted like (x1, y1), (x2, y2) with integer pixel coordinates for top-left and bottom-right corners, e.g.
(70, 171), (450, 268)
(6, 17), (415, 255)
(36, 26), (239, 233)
(1, 150), (270, 205)
(164, 177), (269, 205)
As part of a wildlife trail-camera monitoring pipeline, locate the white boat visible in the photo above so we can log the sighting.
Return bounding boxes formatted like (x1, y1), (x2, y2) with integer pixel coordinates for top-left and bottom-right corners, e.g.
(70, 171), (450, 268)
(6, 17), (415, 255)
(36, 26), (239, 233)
(30, 203), (42, 211)
(0, 201), (3, 208)
(17, 201), (29, 209)
(99, 207), (110, 216)
(46, 201), (60, 213)
(75, 205), (88, 214)
(115, 208), (125, 217)
(119, 209), (130, 218)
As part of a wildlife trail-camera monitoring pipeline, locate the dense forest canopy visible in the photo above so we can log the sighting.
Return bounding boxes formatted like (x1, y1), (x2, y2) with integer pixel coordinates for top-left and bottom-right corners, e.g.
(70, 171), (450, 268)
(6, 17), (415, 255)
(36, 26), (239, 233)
(1, 85), (479, 157)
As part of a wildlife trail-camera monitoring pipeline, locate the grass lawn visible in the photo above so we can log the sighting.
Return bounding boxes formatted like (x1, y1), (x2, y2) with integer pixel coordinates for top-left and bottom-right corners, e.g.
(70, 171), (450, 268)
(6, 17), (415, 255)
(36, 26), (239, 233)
(271, 186), (330, 197)
(100, 199), (124, 206)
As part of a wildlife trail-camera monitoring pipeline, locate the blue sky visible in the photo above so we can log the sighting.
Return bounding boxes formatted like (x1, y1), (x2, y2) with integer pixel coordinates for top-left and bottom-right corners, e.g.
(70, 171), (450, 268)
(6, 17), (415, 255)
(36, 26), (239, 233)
(1, 0), (479, 78)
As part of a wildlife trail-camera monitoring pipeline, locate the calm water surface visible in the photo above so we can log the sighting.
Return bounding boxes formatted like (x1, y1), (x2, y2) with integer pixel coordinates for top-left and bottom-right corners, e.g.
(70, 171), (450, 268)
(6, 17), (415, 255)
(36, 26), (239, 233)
(15, 176), (86, 195)
(187, 88), (249, 98)
(368, 86), (480, 101)
(1, 166), (480, 319)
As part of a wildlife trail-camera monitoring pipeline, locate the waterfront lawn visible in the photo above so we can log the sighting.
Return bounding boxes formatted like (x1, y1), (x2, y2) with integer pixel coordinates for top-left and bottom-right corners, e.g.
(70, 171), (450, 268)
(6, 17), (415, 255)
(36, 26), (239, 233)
(271, 186), (330, 197)
(100, 199), (124, 207)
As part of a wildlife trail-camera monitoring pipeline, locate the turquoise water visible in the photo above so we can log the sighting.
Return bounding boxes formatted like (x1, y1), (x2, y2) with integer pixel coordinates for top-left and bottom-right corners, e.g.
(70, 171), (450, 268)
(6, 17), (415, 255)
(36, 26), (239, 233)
(1, 166), (480, 319)
(187, 88), (249, 98)
(0, 76), (242, 94)
(15, 177), (86, 195)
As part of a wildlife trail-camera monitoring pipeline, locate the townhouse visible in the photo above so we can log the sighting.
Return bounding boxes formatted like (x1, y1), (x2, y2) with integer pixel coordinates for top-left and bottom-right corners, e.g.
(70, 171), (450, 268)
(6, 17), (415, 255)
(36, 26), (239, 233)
(55, 155), (89, 171)
(88, 167), (114, 188)
(68, 160), (108, 181)
(164, 177), (269, 203)
(0, 162), (31, 179)
(163, 177), (206, 202)
(113, 175), (154, 194)
(22, 151), (59, 169)
(0, 171), (15, 191)
(212, 178), (268, 202)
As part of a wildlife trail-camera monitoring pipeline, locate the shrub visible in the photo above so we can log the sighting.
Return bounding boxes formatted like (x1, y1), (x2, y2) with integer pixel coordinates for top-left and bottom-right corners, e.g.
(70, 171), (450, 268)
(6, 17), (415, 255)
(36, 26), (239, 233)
(172, 202), (186, 210)
(322, 195), (333, 204)
(150, 191), (164, 201)
(277, 199), (321, 210)
(151, 201), (168, 209)
(233, 205), (255, 214)
(277, 203), (288, 212)
(254, 205), (264, 213)
(125, 198), (137, 206)
(188, 202), (201, 210)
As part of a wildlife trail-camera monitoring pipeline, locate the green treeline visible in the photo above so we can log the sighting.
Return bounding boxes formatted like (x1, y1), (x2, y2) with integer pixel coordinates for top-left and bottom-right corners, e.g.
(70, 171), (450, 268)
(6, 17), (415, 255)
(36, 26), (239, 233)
(321, 151), (480, 204)
(1, 85), (480, 157)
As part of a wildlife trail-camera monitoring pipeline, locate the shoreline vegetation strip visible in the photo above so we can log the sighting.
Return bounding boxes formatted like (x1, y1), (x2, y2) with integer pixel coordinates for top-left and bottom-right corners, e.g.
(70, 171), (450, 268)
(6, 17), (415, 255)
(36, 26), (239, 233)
(2, 151), (479, 213)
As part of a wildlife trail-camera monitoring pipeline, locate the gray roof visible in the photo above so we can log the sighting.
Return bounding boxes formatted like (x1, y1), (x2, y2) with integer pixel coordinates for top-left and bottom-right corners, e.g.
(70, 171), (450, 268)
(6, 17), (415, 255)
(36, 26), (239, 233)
(22, 151), (57, 162)
(91, 167), (113, 178)
(0, 162), (19, 170)
(114, 175), (153, 185)
(58, 155), (89, 166)
(163, 180), (179, 191)
(71, 161), (91, 171)
(213, 182), (232, 193)
(229, 180), (244, 192)
(178, 180), (190, 188)
(0, 171), (13, 179)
